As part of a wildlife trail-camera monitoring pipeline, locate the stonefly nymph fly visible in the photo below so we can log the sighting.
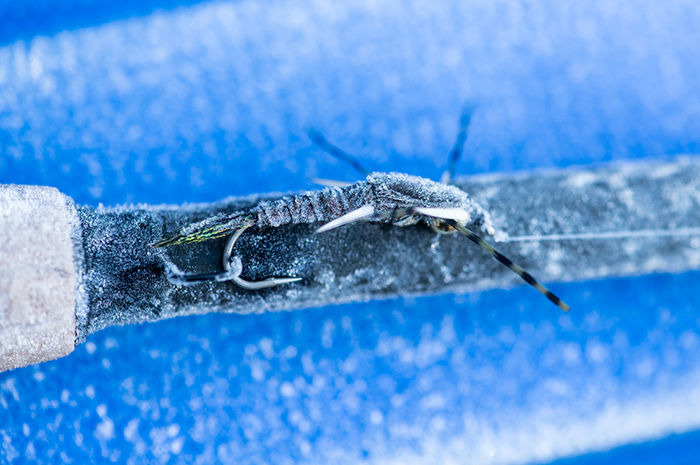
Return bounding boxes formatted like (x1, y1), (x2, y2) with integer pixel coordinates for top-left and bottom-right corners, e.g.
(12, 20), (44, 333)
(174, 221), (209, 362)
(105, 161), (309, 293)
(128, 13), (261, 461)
(154, 113), (570, 312)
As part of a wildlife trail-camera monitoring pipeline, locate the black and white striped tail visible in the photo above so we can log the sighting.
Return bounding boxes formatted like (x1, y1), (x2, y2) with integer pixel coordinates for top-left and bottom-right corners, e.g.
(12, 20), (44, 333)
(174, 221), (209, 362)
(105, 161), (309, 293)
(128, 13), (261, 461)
(446, 220), (570, 312)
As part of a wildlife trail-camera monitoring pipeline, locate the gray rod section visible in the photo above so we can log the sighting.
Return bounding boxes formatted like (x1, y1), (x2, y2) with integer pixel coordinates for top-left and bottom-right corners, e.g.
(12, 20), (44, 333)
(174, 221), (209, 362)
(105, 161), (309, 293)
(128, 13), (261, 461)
(75, 156), (700, 343)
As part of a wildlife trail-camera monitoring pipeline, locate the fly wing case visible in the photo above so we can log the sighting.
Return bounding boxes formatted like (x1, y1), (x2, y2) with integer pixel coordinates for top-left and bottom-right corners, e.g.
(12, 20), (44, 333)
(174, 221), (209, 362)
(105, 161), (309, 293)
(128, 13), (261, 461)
(366, 172), (483, 226)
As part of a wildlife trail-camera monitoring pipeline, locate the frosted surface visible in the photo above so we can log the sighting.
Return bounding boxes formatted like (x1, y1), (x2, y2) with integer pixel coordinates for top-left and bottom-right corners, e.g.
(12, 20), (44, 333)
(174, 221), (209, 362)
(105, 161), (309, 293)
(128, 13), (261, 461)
(0, 185), (77, 371)
(2, 0), (700, 464)
(71, 158), (700, 345)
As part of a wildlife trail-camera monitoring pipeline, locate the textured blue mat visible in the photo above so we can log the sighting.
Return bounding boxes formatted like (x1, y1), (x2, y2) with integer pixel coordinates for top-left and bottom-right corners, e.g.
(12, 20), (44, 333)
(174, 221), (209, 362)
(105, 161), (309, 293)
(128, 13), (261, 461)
(536, 428), (700, 465)
(1, 1), (700, 463)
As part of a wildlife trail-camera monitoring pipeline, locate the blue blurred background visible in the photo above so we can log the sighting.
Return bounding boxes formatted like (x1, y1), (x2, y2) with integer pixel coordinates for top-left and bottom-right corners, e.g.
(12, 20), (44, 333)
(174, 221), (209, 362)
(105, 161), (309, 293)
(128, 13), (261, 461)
(1, 1), (700, 463)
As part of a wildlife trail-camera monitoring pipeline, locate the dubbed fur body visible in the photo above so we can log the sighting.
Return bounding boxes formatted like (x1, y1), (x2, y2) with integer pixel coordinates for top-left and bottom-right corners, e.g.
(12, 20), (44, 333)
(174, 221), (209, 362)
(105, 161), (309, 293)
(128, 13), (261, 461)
(155, 172), (491, 247)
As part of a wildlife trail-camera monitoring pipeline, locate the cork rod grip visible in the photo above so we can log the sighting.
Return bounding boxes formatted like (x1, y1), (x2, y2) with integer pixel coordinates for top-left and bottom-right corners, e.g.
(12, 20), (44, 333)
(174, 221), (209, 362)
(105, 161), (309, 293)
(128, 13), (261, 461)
(0, 185), (78, 372)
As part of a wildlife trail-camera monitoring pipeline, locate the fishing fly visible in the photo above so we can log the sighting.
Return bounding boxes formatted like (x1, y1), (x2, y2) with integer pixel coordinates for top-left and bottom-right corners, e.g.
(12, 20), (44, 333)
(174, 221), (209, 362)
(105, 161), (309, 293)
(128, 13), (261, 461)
(154, 112), (570, 312)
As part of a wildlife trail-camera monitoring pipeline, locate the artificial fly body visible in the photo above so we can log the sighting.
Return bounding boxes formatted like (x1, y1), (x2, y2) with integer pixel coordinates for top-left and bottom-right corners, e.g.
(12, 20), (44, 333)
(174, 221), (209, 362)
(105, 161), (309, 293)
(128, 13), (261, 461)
(154, 115), (571, 312)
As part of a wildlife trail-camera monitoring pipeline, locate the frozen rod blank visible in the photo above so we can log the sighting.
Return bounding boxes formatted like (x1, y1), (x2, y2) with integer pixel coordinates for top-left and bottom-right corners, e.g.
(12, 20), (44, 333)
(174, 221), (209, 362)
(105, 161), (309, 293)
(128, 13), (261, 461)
(1, 156), (700, 371)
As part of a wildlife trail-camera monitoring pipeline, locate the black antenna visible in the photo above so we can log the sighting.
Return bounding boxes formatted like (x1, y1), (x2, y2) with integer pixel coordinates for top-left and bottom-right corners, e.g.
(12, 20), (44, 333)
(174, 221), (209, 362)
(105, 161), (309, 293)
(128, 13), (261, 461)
(440, 106), (475, 184)
(308, 129), (371, 177)
(446, 220), (570, 312)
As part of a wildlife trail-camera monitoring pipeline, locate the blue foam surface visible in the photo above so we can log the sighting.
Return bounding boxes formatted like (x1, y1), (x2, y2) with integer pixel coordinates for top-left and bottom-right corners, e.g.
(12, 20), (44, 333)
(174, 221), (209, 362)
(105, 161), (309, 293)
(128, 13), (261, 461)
(1, 1), (700, 463)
